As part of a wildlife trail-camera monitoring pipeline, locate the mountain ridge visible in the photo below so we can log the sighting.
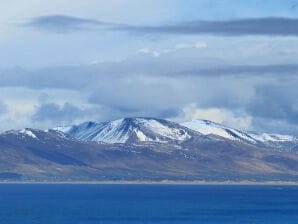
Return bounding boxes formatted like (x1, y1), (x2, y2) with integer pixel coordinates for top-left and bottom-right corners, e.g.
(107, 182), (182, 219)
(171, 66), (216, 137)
(0, 117), (298, 182)
(54, 117), (297, 147)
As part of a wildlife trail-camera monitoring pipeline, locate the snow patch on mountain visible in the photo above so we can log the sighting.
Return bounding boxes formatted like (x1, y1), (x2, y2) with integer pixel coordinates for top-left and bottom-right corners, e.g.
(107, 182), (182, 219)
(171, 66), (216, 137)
(249, 133), (295, 142)
(4, 129), (39, 139)
(135, 118), (190, 142)
(181, 119), (297, 144)
(89, 119), (131, 143)
(19, 129), (38, 139)
(181, 120), (257, 143)
(134, 129), (152, 141)
(55, 126), (73, 133)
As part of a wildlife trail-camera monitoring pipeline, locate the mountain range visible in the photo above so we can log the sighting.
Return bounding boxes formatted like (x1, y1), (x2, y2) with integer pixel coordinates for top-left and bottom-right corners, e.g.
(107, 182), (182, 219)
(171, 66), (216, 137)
(0, 117), (298, 182)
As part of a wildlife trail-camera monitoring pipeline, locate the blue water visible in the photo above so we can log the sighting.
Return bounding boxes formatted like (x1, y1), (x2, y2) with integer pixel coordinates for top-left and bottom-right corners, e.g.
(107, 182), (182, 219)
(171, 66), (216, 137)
(0, 184), (298, 223)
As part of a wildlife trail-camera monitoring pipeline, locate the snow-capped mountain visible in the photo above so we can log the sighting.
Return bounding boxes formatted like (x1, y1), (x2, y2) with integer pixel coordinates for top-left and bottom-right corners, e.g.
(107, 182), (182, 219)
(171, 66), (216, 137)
(55, 117), (297, 147)
(55, 118), (193, 144)
(181, 119), (297, 145)
(1, 117), (298, 182)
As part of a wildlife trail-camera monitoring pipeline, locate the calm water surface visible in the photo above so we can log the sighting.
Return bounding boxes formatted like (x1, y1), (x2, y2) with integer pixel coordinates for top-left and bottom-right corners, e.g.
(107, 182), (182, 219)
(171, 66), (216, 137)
(0, 184), (297, 224)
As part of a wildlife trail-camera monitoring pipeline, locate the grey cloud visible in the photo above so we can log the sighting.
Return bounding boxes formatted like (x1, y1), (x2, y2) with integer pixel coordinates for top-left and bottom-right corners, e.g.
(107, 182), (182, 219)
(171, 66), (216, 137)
(0, 65), (100, 90)
(86, 72), (258, 123)
(251, 117), (298, 135)
(24, 15), (111, 33)
(24, 15), (298, 36)
(247, 84), (298, 126)
(32, 103), (84, 123)
(118, 17), (298, 36)
(1, 61), (298, 91)
(88, 76), (188, 114)
(31, 101), (181, 126)
(101, 107), (182, 122)
(38, 93), (50, 103)
(2, 58), (298, 135)
(2, 59), (298, 134)
(179, 64), (298, 77)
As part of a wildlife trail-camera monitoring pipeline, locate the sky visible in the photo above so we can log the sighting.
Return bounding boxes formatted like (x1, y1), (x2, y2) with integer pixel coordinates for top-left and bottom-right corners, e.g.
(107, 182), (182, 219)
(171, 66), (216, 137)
(0, 0), (298, 135)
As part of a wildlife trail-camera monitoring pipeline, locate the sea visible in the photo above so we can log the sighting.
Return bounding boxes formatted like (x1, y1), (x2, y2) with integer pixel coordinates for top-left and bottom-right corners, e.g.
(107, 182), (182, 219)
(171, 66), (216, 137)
(0, 184), (297, 224)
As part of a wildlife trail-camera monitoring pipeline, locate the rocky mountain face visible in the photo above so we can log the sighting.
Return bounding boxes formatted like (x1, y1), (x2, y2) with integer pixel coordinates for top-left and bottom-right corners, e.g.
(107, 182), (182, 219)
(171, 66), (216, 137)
(0, 117), (297, 182)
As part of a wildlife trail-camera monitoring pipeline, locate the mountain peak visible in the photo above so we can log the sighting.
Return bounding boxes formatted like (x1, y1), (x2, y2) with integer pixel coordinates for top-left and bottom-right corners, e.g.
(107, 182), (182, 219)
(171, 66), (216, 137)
(56, 117), (192, 144)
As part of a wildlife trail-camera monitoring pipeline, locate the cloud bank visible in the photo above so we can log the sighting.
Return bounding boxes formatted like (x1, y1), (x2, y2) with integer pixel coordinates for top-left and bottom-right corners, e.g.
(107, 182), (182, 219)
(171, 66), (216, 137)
(0, 53), (297, 135)
(24, 15), (298, 36)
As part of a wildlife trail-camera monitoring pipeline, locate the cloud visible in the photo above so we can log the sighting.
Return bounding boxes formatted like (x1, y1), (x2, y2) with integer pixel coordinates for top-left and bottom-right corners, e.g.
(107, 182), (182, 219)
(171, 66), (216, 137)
(1, 60), (298, 93)
(194, 41), (208, 49)
(87, 76), (186, 113)
(31, 101), (181, 127)
(137, 40), (207, 57)
(32, 102), (89, 124)
(0, 50), (297, 135)
(177, 63), (298, 77)
(120, 17), (298, 36)
(179, 104), (252, 130)
(0, 57), (297, 134)
(137, 48), (160, 57)
(251, 117), (298, 135)
(247, 83), (298, 124)
(23, 14), (112, 33)
(0, 65), (101, 90)
(23, 15), (298, 36)
(171, 40), (207, 50)
(0, 101), (7, 115)
(31, 102), (107, 127)
(241, 81), (298, 135)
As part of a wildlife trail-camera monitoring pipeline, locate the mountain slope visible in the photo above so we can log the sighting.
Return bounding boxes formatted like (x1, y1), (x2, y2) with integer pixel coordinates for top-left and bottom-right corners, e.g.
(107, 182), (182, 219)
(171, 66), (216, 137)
(1, 127), (298, 182)
(181, 120), (257, 143)
(181, 119), (298, 151)
(56, 118), (297, 152)
(55, 118), (195, 144)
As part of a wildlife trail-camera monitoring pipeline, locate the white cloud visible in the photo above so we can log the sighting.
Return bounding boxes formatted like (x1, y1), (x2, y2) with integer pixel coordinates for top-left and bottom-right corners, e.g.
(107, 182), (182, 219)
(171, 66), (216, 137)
(179, 104), (252, 130)
(137, 40), (207, 58)
(175, 41), (207, 50)
(174, 43), (192, 49)
(195, 41), (207, 49)
(137, 48), (160, 57)
(0, 87), (90, 131)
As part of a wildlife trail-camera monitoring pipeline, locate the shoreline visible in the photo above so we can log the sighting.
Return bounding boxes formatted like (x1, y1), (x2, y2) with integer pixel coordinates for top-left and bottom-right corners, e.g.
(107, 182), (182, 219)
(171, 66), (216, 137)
(1, 180), (298, 185)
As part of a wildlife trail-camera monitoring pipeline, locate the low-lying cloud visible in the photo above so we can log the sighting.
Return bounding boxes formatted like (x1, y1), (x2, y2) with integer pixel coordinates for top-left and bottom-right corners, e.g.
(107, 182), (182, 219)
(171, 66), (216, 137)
(32, 103), (87, 123)
(0, 47), (297, 134)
